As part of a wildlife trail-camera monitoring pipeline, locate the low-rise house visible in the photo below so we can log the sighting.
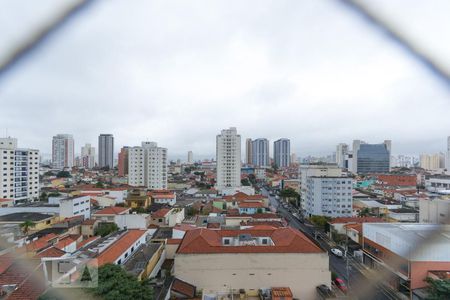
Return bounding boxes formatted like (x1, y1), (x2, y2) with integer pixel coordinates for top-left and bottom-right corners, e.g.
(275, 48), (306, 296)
(150, 208), (185, 227)
(126, 189), (151, 209)
(123, 241), (165, 280)
(238, 201), (265, 214)
(59, 196), (91, 219)
(174, 226), (330, 300)
(0, 198), (14, 208)
(328, 217), (384, 235)
(92, 206), (131, 223)
(148, 190), (176, 206)
(0, 213), (58, 233)
(81, 219), (99, 237)
(93, 229), (150, 266)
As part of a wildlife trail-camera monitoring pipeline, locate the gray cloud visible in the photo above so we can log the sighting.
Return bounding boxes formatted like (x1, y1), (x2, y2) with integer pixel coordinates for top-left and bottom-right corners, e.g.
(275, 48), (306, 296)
(1, 0), (449, 159)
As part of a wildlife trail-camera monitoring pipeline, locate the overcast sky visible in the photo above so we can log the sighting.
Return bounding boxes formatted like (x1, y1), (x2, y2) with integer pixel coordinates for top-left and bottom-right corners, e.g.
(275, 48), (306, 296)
(1, 0), (450, 159)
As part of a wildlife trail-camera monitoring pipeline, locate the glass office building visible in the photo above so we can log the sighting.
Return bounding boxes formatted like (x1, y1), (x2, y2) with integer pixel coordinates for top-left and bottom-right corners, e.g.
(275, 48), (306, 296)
(356, 143), (390, 174)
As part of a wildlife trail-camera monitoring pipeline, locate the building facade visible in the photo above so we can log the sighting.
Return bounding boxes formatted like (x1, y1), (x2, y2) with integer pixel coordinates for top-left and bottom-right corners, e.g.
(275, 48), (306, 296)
(175, 227), (330, 300)
(52, 134), (74, 169)
(216, 127), (241, 192)
(335, 143), (348, 169)
(118, 146), (129, 177)
(299, 164), (343, 209)
(352, 140), (391, 174)
(305, 176), (353, 218)
(80, 143), (96, 169)
(419, 198), (450, 224)
(274, 138), (290, 168)
(98, 134), (114, 169)
(128, 142), (168, 189)
(420, 153), (445, 171)
(187, 151), (193, 164)
(59, 196), (91, 219)
(0, 138), (40, 203)
(252, 138), (269, 167)
(245, 138), (253, 165)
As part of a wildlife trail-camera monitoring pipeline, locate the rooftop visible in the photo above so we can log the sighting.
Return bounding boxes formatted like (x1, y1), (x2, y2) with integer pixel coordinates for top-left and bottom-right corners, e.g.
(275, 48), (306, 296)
(123, 242), (163, 276)
(97, 229), (148, 266)
(0, 213), (54, 222)
(329, 217), (385, 224)
(94, 206), (130, 215)
(177, 226), (324, 254)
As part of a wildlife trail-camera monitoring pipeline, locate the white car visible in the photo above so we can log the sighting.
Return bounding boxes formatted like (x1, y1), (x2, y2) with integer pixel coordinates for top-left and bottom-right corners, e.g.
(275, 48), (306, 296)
(331, 248), (343, 257)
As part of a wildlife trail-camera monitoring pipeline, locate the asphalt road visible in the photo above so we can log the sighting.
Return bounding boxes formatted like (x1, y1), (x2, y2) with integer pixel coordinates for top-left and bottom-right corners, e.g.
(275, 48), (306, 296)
(262, 188), (394, 300)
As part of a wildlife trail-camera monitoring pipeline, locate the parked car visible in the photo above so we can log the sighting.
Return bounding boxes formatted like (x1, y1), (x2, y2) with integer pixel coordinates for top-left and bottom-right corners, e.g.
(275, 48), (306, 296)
(316, 284), (336, 298)
(330, 248), (343, 257)
(333, 278), (347, 294)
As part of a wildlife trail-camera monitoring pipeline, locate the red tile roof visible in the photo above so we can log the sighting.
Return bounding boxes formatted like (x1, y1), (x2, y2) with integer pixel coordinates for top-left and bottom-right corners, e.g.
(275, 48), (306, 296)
(223, 193), (266, 201)
(172, 278), (196, 298)
(94, 206), (130, 215)
(152, 208), (171, 218)
(97, 230), (147, 266)
(177, 227), (323, 254)
(238, 202), (264, 208)
(167, 238), (183, 245)
(77, 236), (100, 249)
(328, 217), (384, 224)
(34, 246), (66, 258)
(272, 287), (293, 298)
(3, 262), (46, 300)
(54, 235), (80, 250)
(377, 175), (417, 187)
(82, 219), (97, 225)
(0, 253), (14, 274)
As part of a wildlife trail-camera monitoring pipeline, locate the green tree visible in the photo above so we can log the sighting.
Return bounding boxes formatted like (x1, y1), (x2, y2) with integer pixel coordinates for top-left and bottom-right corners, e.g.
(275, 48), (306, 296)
(40, 191), (48, 202)
(248, 174), (257, 185)
(95, 223), (119, 237)
(241, 178), (251, 186)
(310, 215), (330, 230)
(81, 266), (92, 282)
(95, 181), (105, 188)
(56, 171), (71, 178)
(358, 207), (371, 217)
(279, 188), (299, 199)
(92, 264), (153, 300)
(425, 277), (450, 299)
(20, 220), (36, 235)
(184, 167), (192, 174)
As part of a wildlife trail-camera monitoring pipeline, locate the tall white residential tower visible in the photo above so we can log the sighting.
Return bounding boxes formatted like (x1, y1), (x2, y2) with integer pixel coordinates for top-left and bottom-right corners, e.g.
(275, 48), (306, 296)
(128, 141), (168, 189)
(52, 134), (74, 169)
(0, 137), (40, 203)
(216, 127), (241, 193)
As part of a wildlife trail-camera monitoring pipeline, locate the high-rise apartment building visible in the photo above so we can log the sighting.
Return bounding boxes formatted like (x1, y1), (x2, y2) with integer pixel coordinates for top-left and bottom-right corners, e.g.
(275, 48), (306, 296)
(80, 143), (96, 169)
(274, 138), (290, 168)
(128, 142), (167, 189)
(299, 164), (344, 210)
(447, 136), (450, 170)
(98, 134), (114, 169)
(216, 127), (241, 192)
(352, 140), (391, 174)
(420, 153), (445, 171)
(305, 176), (353, 218)
(335, 143), (348, 168)
(52, 134), (74, 169)
(187, 151), (194, 164)
(245, 138), (253, 165)
(118, 146), (129, 177)
(0, 137), (40, 203)
(252, 138), (269, 167)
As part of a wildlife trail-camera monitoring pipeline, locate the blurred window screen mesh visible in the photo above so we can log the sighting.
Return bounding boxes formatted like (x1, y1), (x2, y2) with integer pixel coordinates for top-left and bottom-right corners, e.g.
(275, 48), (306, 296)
(0, 0), (450, 299)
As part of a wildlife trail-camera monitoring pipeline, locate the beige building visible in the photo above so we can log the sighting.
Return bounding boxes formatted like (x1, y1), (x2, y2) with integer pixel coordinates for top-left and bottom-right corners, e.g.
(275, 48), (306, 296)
(419, 197), (450, 224)
(420, 153), (445, 171)
(174, 226), (330, 300)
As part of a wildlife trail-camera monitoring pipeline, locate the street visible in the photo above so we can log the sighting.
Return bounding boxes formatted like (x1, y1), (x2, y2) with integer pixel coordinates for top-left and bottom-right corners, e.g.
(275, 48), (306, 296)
(262, 188), (397, 300)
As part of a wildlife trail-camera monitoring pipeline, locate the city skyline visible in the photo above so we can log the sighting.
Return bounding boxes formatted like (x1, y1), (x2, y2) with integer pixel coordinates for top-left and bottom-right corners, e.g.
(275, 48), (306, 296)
(2, 1), (450, 158)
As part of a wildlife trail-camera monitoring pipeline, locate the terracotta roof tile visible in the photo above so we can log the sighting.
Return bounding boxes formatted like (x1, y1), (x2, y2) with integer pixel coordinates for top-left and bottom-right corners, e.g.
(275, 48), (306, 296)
(97, 230), (148, 266)
(177, 227), (323, 254)
(94, 206), (130, 215)
(34, 246), (66, 258)
(328, 217), (384, 224)
(172, 278), (196, 298)
(152, 208), (171, 218)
